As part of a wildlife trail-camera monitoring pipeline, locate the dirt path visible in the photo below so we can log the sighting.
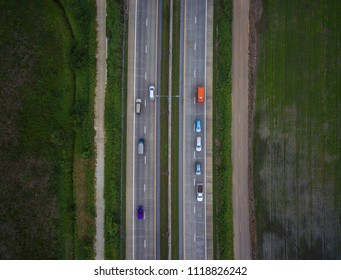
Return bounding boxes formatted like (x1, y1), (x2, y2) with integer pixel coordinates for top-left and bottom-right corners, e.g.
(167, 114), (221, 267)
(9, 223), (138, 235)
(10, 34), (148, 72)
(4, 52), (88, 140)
(94, 0), (107, 260)
(231, 0), (251, 259)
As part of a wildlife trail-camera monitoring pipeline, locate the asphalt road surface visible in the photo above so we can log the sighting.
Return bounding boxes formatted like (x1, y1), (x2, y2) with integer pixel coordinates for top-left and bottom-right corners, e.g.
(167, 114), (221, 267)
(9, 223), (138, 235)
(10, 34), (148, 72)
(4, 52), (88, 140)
(132, 0), (158, 260)
(232, 0), (251, 259)
(180, 0), (207, 260)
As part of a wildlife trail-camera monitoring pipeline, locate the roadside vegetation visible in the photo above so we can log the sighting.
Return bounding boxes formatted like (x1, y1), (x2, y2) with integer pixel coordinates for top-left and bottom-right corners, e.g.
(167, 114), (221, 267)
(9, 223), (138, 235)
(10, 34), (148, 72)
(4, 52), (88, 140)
(213, 0), (234, 259)
(160, 0), (170, 260)
(0, 0), (96, 259)
(104, 0), (125, 259)
(253, 0), (341, 259)
(171, 0), (181, 260)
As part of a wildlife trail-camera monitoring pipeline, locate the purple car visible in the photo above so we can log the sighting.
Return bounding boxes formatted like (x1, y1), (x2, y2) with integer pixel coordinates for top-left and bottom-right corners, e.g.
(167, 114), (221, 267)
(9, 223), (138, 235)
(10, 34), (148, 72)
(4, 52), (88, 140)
(137, 205), (144, 220)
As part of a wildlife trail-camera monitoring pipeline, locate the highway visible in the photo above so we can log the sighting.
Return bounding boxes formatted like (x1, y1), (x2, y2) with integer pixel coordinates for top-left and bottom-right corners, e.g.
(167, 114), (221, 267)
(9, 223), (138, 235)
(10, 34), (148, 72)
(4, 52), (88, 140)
(180, 0), (208, 260)
(131, 0), (158, 260)
(126, 0), (211, 260)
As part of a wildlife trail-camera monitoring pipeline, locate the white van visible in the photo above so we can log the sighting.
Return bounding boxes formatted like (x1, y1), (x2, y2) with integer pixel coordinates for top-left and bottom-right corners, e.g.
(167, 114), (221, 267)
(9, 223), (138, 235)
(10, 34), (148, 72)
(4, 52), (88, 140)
(195, 136), (202, 152)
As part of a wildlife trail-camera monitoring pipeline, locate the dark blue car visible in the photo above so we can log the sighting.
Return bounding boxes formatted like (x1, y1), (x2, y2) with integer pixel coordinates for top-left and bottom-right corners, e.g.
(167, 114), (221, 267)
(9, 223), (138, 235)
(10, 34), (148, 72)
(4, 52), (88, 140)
(137, 205), (144, 220)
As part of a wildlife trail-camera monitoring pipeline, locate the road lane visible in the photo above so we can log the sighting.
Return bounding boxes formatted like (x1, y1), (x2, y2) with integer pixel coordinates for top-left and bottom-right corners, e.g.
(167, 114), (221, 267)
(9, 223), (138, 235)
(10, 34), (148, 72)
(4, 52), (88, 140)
(128, 0), (158, 260)
(182, 0), (207, 260)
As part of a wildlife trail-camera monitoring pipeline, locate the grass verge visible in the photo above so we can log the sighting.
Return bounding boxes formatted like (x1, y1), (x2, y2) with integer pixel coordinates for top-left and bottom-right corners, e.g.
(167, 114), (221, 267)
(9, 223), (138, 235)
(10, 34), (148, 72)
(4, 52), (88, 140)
(60, 0), (97, 260)
(213, 0), (234, 259)
(104, 0), (125, 259)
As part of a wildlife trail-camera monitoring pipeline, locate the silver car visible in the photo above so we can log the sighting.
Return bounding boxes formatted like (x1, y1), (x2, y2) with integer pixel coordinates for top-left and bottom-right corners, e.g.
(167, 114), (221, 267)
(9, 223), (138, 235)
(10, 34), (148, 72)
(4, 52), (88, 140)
(136, 98), (142, 114)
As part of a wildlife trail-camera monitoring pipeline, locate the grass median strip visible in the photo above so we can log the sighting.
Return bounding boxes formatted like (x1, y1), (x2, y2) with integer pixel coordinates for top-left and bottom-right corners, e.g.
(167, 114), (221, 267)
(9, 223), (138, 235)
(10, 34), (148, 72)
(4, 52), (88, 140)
(171, 0), (181, 260)
(160, 0), (170, 260)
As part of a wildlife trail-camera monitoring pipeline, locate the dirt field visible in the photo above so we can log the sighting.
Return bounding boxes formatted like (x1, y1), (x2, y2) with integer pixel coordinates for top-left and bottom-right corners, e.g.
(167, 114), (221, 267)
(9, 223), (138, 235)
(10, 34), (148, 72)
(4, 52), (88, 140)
(252, 0), (341, 259)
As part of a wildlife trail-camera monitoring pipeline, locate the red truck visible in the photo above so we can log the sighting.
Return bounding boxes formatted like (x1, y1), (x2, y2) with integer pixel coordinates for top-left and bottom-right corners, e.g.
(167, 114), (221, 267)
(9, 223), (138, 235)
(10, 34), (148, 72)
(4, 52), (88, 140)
(197, 87), (204, 103)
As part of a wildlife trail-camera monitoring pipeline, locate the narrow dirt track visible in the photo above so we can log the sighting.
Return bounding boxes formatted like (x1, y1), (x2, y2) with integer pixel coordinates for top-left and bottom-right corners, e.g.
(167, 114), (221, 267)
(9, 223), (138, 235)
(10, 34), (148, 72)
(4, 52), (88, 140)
(231, 0), (251, 259)
(94, 0), (107, 260)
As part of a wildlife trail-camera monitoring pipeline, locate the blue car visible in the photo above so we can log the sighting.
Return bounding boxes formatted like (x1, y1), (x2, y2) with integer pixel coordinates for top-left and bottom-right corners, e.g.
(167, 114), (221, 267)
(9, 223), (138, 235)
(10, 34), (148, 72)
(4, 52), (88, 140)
(194, 119), (201, 133)
(195, 162), (201, 175)
(137, 205), (144, 220)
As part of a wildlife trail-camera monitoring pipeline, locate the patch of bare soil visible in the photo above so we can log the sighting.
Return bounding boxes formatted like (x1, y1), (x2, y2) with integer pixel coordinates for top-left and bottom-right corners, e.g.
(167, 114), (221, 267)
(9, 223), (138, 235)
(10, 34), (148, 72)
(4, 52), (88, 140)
(74, 157), (94, 242)
(248, 0), (263, 260)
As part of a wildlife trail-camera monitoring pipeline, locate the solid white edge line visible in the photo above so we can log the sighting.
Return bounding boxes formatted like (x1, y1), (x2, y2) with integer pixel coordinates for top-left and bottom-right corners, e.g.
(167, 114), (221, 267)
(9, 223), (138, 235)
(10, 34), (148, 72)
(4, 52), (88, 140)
(204, 0), (207, 260)
(133, 0), (138, 260)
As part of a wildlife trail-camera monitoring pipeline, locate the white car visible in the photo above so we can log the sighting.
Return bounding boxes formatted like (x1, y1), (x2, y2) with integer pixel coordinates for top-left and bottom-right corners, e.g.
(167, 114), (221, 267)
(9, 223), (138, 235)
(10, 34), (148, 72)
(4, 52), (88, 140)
(195, 136), (202, 152)
(149, 85), (155, 100)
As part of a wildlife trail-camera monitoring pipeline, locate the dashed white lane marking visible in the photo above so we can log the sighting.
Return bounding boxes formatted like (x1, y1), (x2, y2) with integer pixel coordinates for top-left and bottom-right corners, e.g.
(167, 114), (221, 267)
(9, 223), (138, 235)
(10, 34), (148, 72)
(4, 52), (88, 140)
(195, 16), (197, 24)
(194, 206), (196, 214)
(194, 42), (196, 51)
(193, 178), (195, 186)
(194, 69), (196, 77)
(144, 240), (146, 248)
(194, 234), (196, 242)
(145, 45), (147, 53)
(194, 151), (196, 159)
(193, 97), (196, 104)
(146, 18), (148, 26)
(144, 184), (146, 192)
(144, 156), (146, 165)
(145, 72), (147, 80)
(144, 126), (146, 134)
(144, 100), (147, 107)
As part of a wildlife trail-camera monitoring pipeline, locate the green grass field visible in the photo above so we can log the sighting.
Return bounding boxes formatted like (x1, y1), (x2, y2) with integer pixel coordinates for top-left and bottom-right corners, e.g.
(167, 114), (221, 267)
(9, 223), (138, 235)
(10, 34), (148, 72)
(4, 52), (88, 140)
(0, 0), (96, 259)
(254, 0), (341, 259)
